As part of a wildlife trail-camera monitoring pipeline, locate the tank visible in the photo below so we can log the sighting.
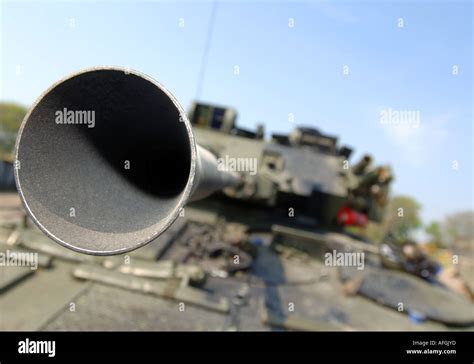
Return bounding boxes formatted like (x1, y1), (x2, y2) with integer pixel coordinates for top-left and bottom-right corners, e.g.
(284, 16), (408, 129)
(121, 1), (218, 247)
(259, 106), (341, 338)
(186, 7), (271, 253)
(187, 101), (393, 230)
(1, 68), (472, 332)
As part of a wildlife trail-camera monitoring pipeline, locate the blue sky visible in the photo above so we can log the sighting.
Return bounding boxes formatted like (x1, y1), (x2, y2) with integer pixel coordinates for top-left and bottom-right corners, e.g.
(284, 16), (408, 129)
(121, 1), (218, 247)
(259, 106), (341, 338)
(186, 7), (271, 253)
(1, 0), (472, 226)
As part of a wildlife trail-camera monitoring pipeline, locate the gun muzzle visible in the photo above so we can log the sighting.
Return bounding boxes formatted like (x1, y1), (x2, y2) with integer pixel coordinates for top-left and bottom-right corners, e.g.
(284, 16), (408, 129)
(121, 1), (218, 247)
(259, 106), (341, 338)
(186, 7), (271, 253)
(15, 67), (240, 255)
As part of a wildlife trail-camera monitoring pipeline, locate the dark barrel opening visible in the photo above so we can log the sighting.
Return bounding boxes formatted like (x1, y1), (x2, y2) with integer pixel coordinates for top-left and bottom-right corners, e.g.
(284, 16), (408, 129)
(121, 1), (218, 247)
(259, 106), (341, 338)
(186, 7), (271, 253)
(16, 68), (193, 253)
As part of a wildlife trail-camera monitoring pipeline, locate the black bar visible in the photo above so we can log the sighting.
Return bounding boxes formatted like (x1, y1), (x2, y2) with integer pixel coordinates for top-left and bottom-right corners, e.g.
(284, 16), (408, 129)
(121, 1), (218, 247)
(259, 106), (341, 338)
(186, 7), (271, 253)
(0, 331), (472, 360)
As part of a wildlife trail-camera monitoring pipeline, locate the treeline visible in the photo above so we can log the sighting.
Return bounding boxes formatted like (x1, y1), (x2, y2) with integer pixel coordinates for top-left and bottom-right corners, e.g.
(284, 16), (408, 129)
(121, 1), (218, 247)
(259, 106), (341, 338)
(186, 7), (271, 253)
(351, 194), (473, 251)
(0, 102), (27, 159)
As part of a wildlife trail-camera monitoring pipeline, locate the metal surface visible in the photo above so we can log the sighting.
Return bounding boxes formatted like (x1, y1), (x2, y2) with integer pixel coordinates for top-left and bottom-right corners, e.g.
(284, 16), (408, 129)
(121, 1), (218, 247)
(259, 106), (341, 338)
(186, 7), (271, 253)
(14, 67), (240, 255)
(339, 265), (474, 325)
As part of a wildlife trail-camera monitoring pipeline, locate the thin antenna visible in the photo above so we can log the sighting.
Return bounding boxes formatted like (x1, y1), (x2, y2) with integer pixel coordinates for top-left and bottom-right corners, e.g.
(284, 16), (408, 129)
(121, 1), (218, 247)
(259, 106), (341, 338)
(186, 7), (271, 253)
(195, 0), (218, 100)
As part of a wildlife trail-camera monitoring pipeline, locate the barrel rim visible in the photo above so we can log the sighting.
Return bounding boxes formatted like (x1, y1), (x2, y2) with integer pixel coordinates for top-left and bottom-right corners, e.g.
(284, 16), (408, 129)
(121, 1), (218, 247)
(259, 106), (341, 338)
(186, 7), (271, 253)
(14, 66), (197, 255)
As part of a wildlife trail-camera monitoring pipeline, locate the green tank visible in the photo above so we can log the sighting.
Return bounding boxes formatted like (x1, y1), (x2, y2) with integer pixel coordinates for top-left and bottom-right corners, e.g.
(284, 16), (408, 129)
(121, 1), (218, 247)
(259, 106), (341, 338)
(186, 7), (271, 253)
(1, 68), (472, 332)
(187, 101), (393, 230)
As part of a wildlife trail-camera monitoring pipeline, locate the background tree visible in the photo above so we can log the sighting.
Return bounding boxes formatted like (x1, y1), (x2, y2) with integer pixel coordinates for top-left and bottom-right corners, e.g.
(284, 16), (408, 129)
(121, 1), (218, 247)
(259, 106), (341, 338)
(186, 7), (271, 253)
(0, 102), (27, 159)
(385, 195), (422, 239)
(422, 211), (474, 257)
(425, 221), (444, 248)
(443, 211), (474, 257)
(352, 194), (423, 242)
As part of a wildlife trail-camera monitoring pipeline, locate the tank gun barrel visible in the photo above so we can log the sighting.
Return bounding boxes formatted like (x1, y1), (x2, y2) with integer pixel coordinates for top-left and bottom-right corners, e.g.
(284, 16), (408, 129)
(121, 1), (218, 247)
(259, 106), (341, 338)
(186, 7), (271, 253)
(352, 154), (372, 175)
(14, 67), (241, 256)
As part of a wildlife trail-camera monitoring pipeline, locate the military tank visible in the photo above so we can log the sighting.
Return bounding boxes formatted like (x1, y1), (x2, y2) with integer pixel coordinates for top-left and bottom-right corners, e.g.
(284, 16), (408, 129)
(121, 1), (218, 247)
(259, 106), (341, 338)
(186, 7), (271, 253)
(187, 100), (392, 231)
(1, 67), (472, 331)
